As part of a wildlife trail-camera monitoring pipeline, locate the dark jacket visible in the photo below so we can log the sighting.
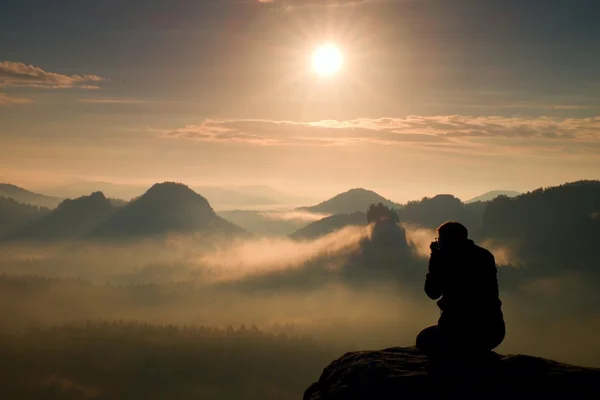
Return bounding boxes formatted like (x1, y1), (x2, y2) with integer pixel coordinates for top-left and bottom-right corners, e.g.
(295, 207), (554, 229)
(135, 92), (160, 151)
(425, 239), (504, 330)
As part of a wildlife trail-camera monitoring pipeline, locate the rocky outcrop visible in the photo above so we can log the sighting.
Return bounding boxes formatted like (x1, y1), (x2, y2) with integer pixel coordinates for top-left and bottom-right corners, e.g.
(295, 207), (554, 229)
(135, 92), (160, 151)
(304, 347), (600, 400)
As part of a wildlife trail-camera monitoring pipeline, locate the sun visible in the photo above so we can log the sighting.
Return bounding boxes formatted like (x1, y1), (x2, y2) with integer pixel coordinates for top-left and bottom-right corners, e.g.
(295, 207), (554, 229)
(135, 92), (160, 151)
(312, 45), (343, 77)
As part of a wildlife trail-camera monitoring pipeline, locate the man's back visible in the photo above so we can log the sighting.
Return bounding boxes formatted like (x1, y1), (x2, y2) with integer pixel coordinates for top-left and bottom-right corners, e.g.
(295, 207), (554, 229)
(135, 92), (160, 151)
(428, 240), (502, 315)
(425, 238), (505, 349)
(417, 222), (505, 355)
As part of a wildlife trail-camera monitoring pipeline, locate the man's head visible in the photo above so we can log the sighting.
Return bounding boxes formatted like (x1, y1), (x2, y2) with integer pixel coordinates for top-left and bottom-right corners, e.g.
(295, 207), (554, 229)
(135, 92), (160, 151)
(437, 221), (468, 249)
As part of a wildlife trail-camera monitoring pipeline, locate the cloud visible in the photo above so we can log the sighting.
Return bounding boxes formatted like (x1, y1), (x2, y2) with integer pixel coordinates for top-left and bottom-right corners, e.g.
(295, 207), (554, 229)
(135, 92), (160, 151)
(401, 222), (518, 267)
(401, 223), (436, 259)
(0, 92), (34, 106)
(549, 105), (593, 111)
(193, 224), (374, 282)
(0, 61), (104, 89)
(161, 118), (447, 146)
(0, 225), (372, 285)
(256, 0), (371, 4)
(259, 210), (330, 222)
(161, 115), (600, 153)
(78, 99), (147, 104)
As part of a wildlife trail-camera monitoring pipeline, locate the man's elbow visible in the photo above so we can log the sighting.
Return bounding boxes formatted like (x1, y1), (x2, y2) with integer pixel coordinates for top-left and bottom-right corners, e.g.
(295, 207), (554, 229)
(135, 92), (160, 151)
(424, 273), (443, 299)
(424, 284), (442, 300)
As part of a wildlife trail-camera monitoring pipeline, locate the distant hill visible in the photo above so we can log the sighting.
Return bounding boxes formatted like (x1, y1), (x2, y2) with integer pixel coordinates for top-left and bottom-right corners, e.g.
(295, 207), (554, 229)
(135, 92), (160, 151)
(483, 180), (600, 240)
(40, 181), (315, 210)
(195, 187), (280, 210)
(292, 193), (481, 240)
(108, 198), (128, 207)
(90, 182), (248, 239)
(218, 210), (313, 237)
(0, 184), (63, 208)
(5, 192), (116, 241)
(483, 180), (600, 277)
(0, 197), (50, 237)
(196, 185), (317, 210)
(299, 189), (401, 215)
(290, 212), (366, 240)
(224, 185), (315, 204)
(398, 194), (480, 232)
(466, 190), (521, 203)
(38, 181), (147, 201)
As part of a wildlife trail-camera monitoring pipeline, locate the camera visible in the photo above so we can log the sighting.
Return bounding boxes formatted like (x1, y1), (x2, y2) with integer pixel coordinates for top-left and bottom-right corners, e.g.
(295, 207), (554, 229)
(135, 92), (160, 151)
(429, 241), (440, 252)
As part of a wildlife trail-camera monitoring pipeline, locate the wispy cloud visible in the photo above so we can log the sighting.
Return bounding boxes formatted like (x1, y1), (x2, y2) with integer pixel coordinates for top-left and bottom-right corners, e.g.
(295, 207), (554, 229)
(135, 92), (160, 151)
(78, 99), (147, 105)
(161, 118), (447, 146)
(256, 0), (369, 4)
(161, 116), (600, 154)
(549, 105), (594, 111)
(0, 61), (105, 106)
(197, 224), (374, 282)
(402, 222), (517, 266)
(0, 92), (34, 106)
(259, 210), (330, 222)
(0, 61), (104, 90)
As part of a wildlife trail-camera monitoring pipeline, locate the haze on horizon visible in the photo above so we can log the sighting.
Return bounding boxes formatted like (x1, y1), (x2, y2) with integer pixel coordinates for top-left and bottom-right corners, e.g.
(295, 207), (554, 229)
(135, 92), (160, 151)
(1, 0), (600, 202)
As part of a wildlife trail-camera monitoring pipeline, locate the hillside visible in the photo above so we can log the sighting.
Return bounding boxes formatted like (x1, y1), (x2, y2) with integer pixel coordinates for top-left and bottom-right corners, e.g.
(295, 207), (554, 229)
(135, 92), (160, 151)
(218, 210), (313, 236)
(398, 194), (480, 232)
(0, 183), (63, 208)
(195, 187), (279, 210)
(290, 212), (366, 240)
(292, 194), (482, 240)
(0, 197), (50, 237)
(466, 190), (521, 203)
(299, 189), (401, 215)
(90, 182), (248, 239)
(41, 182), (316, 210)
(197, 185), (315, 210)
(5, 192), (116, 241)
(38, 181), (147, 201)
(482, 180), (600, 277)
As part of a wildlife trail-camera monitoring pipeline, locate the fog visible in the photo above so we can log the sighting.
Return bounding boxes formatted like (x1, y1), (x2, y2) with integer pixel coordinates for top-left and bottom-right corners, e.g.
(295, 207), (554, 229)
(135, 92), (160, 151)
(402, 223), (517, 266)
(0, 224), (599, 368)
(259, 210), (331, 222)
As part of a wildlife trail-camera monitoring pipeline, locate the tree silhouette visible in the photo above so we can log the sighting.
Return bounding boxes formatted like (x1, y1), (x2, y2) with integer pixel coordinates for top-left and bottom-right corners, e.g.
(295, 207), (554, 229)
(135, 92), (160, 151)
(366, 202), (399, 224)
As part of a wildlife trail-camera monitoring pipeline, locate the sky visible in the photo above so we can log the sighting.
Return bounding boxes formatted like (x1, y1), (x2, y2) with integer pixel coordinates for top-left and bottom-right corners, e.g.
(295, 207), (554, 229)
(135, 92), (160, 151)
(1, 0), (600, 202)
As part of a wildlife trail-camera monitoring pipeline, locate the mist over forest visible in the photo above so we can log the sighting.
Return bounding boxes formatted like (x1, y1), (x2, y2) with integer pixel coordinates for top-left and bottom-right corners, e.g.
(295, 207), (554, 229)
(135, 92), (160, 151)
(3, 0), (600, 397)
(0, 180), (599, 398)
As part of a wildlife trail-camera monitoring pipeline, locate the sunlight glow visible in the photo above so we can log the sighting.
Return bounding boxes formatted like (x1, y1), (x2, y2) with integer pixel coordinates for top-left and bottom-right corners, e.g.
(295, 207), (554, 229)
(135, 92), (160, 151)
(312, 45), (343, 77)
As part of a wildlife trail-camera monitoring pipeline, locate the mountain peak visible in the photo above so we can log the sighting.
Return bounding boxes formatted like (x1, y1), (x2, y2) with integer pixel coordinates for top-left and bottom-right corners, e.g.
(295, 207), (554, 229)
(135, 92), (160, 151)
(5, 192), (116, 241)
(57, 191), (110, 209)
(89, 182), (246, 239)
(141, 182), (213, 210)
(300, 188), (401, 214)
(346, 188), (377, 194)
(0, 183), (63, 208)
(0, 183), (24, 193)
(146, 181), (195, 194)
(466, 190), (521, 203)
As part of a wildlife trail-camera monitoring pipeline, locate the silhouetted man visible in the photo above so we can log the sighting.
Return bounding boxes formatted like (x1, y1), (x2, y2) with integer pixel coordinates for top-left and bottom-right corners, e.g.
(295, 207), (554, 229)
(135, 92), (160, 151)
(416, 221), (505, 357)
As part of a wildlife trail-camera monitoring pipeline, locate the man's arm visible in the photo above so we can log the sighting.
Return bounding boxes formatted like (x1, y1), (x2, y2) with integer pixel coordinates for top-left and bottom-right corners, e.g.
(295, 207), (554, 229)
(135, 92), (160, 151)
(424, 251), (445, 300)
(485, 252), (501, 300)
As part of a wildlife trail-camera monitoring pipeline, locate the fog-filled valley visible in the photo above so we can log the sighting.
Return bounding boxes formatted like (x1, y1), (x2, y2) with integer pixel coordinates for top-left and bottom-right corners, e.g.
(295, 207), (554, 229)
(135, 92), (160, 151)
(1, 180), (599, 399)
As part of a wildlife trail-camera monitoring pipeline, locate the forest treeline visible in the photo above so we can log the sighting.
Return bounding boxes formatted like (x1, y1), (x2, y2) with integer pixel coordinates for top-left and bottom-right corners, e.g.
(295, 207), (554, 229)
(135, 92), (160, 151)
(0, 320), (340, 400)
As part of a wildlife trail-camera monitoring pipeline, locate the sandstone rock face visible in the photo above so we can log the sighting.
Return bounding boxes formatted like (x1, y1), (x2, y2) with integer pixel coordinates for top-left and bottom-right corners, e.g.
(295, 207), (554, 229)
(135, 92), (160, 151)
(304, 347), (600, 400)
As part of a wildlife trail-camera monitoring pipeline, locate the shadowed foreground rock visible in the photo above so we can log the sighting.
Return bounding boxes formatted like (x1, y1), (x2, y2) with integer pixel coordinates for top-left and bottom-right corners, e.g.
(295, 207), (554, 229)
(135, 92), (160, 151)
(304, 347), (600, 400)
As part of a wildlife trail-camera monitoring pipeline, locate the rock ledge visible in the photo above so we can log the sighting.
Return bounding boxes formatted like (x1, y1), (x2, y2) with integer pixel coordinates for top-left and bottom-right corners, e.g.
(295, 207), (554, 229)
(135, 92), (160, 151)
(304, 347), (600, 400)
